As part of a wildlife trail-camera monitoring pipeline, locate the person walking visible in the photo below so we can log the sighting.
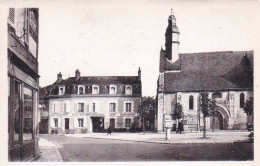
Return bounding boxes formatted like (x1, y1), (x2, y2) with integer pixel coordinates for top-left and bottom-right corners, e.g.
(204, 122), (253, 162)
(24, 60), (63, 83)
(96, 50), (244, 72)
(179, 120), (184, 134)
(176, 122), (179, 134)
(107, 125), (112, 135)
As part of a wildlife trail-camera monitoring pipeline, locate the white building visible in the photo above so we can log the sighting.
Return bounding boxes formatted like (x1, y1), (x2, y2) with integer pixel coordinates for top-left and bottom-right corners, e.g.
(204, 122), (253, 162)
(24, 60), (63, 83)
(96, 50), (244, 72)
(40, 69), (142, 134)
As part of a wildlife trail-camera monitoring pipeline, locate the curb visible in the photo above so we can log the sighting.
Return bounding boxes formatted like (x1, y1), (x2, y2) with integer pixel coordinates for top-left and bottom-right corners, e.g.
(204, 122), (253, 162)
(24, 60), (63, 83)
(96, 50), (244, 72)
(81, 136), (249, 145)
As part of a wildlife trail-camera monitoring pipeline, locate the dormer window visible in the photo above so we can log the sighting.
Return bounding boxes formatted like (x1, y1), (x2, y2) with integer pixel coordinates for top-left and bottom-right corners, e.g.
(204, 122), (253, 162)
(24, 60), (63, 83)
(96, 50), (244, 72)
(109, 85), (117, 94)
(59, 86), (65, 95)
(78, 85), (85, 95)
(92, 85), (99, 94)
(125, 85), (132, 95)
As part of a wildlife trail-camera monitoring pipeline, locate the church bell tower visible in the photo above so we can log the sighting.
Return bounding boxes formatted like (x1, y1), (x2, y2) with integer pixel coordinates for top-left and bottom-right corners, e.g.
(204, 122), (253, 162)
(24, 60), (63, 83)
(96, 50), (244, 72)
(165, 9), (180, 63)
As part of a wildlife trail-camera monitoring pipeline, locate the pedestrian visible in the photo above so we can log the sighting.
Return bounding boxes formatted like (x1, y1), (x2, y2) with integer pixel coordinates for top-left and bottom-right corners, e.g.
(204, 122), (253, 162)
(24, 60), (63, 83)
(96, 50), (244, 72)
(107, 125), (112, 135)
(176, 123), (179, 134)
(179, 120), (184, 134)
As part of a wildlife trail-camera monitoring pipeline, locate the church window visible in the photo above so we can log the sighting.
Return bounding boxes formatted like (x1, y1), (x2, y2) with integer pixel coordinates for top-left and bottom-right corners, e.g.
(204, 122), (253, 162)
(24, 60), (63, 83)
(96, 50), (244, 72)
(189, 95), (194, 110)
(240, 93), (245, 108)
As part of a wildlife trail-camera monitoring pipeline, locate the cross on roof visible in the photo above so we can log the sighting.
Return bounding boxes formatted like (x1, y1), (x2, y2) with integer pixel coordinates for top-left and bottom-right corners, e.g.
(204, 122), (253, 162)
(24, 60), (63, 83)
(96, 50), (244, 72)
(171, 9), (175, 15)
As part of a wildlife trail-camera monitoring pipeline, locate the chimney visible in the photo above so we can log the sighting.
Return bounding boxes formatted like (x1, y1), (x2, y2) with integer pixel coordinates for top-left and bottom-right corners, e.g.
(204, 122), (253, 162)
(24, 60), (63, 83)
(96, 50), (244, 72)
(57, 72), (62, 82)
(75, 69), (80, 80)
(138, 67), (141, 81)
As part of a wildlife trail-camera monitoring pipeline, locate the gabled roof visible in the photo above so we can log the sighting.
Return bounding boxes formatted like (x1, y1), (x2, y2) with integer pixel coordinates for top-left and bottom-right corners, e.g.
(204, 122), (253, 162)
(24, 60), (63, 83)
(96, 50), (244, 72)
(161, 51), (253, 92)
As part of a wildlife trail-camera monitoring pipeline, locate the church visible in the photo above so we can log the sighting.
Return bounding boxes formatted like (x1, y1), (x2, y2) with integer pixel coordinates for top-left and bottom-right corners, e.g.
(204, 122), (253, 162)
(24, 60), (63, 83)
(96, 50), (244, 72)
(156, 12), (253, 132)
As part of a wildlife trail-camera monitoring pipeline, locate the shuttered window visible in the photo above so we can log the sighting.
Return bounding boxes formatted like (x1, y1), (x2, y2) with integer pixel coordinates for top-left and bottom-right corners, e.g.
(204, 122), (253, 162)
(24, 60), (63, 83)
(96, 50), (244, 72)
(9, 8), (15, 24)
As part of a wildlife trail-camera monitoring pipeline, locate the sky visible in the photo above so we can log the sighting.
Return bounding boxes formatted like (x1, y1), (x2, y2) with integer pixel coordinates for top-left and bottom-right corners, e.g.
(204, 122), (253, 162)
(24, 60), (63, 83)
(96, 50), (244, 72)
(2, 0), (260, 96)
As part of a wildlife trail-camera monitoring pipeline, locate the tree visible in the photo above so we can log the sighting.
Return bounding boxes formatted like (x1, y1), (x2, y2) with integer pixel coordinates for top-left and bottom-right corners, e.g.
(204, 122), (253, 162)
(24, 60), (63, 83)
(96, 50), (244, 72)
(243, 97), (254, 124)
(200, 92), (216, 138)
(172, 102), (183, 131)
(208, 98), (217, 132)
(138, 96), (156, 134)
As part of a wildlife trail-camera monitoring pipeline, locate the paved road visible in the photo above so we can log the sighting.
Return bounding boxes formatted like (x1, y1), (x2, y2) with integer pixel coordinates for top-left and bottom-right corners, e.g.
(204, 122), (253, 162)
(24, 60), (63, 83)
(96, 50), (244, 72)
(40, 135), (253, 161)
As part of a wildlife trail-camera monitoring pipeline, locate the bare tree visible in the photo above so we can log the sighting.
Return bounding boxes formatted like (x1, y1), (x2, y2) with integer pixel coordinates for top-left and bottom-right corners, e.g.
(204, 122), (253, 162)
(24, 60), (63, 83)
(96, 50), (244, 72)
(138, 96), (156, 134)
(172, 102), (183, 131)
(200, 92), (216, 138)
(243, 97), (254, 125)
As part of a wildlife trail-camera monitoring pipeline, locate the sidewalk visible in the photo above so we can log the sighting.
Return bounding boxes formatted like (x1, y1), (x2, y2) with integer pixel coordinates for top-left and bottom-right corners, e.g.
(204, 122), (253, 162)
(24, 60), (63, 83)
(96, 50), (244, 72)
(34, 138), (63, 162)
(65, 131), (251, 144)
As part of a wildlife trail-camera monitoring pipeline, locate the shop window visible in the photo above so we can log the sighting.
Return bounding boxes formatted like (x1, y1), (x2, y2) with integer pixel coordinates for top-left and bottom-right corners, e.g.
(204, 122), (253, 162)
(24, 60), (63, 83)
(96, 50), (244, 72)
(78, 103), (84, 112)
(109, 103), (116, 112)
(189, 95), (194, 110)
(125, 118), (131, 128)
(23, 86), (33, 141)
(78, 118), (84, 127)
(14, 81), (21, 144)
(92, 85), (99, 94)
(125, 86), (132, 95)
(126, 103), (132, 112)
(54, 118), (58, 127)
(240, 93), (245, 108)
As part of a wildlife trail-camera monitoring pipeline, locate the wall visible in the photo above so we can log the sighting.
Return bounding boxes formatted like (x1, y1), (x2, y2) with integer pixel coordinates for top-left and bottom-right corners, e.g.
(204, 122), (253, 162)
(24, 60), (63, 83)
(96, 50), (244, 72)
(157, 90), (252, 132)
(48, 96), (141, 133)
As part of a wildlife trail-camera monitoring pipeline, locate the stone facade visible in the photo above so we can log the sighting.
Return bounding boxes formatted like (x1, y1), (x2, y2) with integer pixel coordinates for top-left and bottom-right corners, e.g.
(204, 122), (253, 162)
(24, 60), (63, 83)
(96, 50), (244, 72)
(155, 13), (253, 132)
(156, 91), (253, 132)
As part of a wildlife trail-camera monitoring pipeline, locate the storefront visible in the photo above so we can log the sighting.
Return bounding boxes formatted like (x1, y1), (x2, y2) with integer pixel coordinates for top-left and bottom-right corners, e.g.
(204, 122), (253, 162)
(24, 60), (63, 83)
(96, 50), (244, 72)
(8, 65), (40, 161)
(8, 8), (40, 161)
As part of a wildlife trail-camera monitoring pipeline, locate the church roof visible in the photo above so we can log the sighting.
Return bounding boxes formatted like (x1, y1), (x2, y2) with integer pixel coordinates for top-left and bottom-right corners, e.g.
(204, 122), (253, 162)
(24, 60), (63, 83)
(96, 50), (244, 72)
(162, 51), (253, 92)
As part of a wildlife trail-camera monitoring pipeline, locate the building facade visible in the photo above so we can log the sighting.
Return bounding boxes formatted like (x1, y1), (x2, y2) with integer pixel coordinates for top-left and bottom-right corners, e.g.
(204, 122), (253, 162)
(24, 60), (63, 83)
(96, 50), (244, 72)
(40, 69), (142, 134)
(8, 8), (40, 161)
(156, 13), (253, 132)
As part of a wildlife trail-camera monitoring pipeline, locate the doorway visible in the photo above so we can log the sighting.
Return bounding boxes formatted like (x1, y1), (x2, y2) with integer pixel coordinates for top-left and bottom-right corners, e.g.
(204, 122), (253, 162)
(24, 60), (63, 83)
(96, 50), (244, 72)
(65, 118), (69, 130)
(91, 117), (104, 132)
(210, 111), (224, 130)
(110, 118), (115, 131)
(39, 118), (48, 134)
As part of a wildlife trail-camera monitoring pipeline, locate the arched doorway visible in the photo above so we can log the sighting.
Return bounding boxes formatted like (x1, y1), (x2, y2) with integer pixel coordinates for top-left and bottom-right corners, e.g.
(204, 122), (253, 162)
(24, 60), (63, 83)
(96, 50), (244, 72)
(210, 112), (223, 130)
(210, 106), (229, 130)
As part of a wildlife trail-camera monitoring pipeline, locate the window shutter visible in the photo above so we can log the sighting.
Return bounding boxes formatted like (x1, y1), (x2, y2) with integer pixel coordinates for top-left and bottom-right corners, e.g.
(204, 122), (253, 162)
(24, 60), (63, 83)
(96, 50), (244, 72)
(9, 8), (15, 24)
(74, 103), (77, 112)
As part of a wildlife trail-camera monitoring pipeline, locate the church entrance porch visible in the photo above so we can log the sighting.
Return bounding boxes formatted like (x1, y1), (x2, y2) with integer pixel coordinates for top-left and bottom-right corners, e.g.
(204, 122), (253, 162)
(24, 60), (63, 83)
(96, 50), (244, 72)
(91, 117), (105, 132)
(209, 106), (229, 130)
(210, 112), (224, 130)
